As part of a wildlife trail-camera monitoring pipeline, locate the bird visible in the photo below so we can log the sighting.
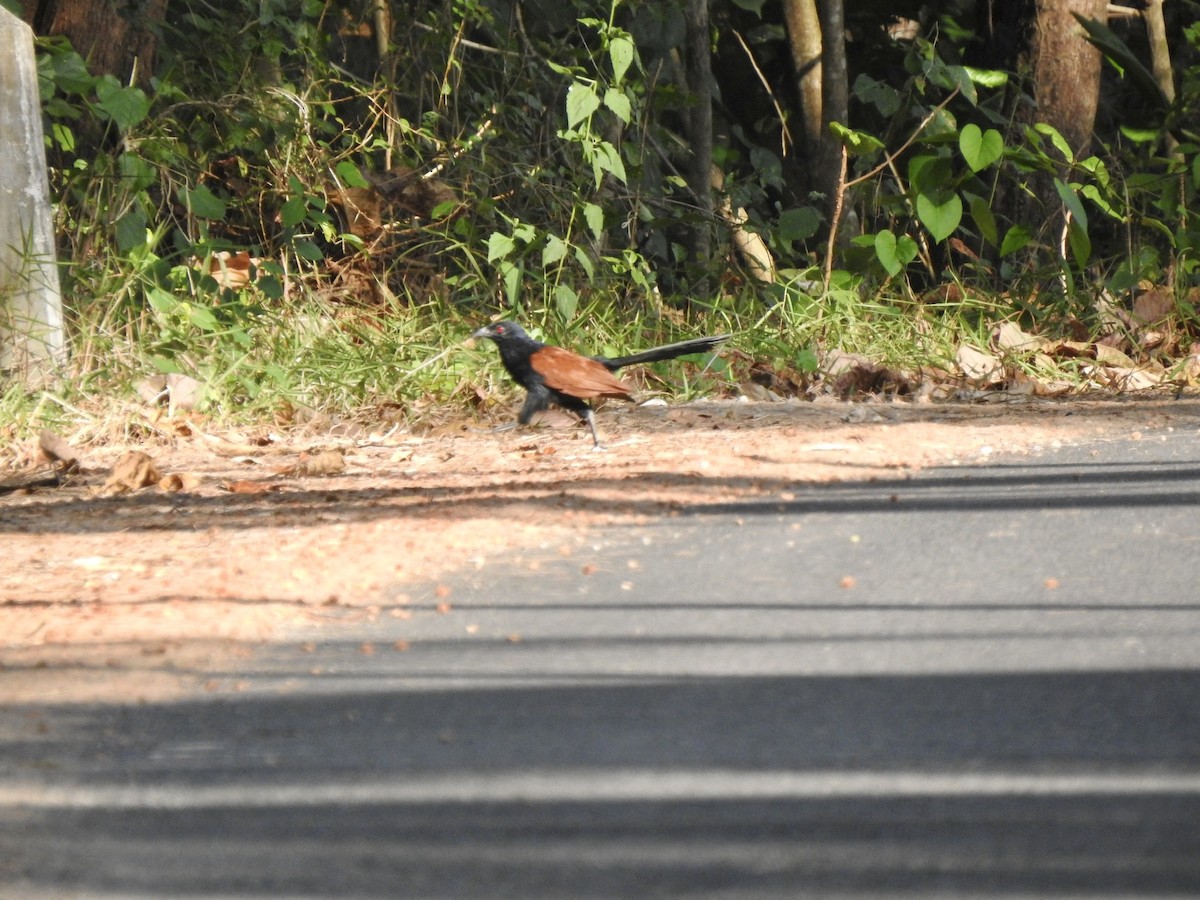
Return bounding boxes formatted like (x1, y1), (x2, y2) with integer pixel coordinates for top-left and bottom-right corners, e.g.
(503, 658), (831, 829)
(472, 321), (729, 448)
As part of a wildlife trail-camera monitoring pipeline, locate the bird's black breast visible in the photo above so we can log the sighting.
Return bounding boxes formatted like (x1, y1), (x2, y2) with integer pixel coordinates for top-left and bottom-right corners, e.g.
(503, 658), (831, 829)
(496, 337), (546, 392)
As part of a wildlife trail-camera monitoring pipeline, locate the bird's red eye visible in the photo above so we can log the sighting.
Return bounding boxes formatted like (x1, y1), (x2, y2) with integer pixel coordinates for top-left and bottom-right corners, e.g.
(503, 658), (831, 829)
(494, 324), (505, 334)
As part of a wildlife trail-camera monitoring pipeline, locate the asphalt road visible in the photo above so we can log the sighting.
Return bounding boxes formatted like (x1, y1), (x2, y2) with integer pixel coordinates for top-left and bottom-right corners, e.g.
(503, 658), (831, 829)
(4, 427), (1200, 898)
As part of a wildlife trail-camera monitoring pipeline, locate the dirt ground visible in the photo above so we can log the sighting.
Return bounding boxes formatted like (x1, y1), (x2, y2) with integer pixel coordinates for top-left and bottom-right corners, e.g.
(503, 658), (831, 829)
(0, 396), (1187, 702)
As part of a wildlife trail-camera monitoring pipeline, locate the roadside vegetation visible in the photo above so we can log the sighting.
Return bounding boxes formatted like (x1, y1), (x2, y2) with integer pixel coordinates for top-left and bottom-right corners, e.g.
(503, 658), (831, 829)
(4, 0), (1199, 443)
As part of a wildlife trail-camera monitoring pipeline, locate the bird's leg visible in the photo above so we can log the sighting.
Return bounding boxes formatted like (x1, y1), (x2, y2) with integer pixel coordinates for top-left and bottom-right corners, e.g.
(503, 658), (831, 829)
(518, 388), (550, 426)
(583, 408), (605, 450)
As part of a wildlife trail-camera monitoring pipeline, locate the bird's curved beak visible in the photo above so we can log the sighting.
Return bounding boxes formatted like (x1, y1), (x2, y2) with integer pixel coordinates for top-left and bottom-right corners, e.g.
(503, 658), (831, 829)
(471, 325), (494, 340)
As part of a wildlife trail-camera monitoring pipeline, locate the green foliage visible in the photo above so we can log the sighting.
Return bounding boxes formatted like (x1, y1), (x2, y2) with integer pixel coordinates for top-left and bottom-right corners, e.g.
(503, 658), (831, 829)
(19, 0), (1200, 433)
(829, 16), (1200, 331)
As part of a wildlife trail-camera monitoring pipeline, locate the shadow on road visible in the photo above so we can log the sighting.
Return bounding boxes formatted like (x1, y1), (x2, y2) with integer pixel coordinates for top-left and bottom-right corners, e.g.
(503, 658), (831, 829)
(5, 668), (1200, 896)
(4, 451), (1200, 536)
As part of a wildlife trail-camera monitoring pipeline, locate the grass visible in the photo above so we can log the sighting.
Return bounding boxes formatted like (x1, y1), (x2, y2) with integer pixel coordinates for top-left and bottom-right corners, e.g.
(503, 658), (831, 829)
(1, 257), (1062, 453)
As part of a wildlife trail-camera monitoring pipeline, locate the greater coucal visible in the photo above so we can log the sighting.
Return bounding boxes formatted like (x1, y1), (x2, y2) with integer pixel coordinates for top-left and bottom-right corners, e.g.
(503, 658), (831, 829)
(473, 321), (729, 448)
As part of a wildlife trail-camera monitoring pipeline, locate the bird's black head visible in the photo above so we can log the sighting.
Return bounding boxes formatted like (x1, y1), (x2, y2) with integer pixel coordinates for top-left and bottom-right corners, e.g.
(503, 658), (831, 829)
(472, 321), (529, 343)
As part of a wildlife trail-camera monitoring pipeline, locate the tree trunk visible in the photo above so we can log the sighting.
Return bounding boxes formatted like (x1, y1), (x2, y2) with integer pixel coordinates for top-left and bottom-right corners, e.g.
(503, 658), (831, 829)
(1028, 0), (1106, 158)
(782, 0), (823, 155)
(683, 0), (714, 284)
(987, 0), (1106, 272)
(22, 0), (166, 86)
(817, 0), (848, 230)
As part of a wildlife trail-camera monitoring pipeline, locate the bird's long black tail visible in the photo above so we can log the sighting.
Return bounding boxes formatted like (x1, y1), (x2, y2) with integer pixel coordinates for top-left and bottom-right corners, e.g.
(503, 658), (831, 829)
(599, 334), (730, 371)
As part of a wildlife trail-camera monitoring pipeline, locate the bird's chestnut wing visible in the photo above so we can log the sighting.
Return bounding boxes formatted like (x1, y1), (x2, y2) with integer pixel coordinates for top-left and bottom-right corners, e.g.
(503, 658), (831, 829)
(531, 346), (634, 399)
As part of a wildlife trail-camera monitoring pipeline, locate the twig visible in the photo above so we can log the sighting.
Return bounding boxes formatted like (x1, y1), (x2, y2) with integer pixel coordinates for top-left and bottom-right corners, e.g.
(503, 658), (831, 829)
(732, 30), (794, 157)
(844, 86), (961, 190)
(823, 145), (849, 290)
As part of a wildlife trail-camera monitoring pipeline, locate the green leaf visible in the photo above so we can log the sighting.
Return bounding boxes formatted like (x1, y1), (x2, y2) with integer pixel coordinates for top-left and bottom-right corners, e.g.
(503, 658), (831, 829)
(1053, 178), (1088, 230)
(1119, 125), (1160, 144)
(1000, 224), (1031, 257)
(941, 64), (979, 105)
(794, 347), (820, 373)
(1034, 123), (1075, 163)
(608, 33), (635, 84)
(829, 121), (884, 155)
(554, 283), (579, 320)
(149, 355), (181, 375)
(114, 208), (148, 252)
(118, 153), (156, 192)
(50, 49), (96, 95)
(1073, 13), (1170, 112)
(293, 239), (324, 262)
(574, 245), (595, 279)
(907, 154), (952, 194)
(487, 232), (516, 263)
(777, 206), (822, 244)
(874, 230), (901, 277)
(874, 230), (918, 276)
(1067, 220), (1091, 268)
(50, 122), (75, 153)
(258, 275), (284, 300)
(1080, 184), (1121, 220)
(147, 286), (177, 314)
(280, 195), (308, 228)
(94, 76), (151, 130)
(566, 83), (601, 129)
(512, 221), (538, 244)
(185, 303), (219, 332)
(916, 191), (963, 243)
(335, 160), (370, 188)
(582, 202), (605, 241)
(1077, 155), (1112, 190)
(499, 260), (522, 308)
(603, 87), (632, 124)
(962, 66), (1008, 89)
(852, 75), (900, 118)
(959, 124), (1004, 172)
(591, 141), (627, 186)
(542, 235), (568, 267)
(968, 196), (998, 246)
(178, 184), (227, 221)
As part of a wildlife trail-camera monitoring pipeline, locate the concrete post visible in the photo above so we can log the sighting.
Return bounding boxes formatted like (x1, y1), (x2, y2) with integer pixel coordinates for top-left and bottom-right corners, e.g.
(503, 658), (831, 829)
(0, 8), (65, 384)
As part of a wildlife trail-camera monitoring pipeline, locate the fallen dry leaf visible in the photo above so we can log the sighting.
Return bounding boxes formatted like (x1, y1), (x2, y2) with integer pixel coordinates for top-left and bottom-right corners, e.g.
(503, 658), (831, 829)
(956, 344), (1004, 385)
(221, 480), (281, 494)
(1093, 344), (1138, 369)
(39, 430), (80, 472)
(992, 321), (1044, 355)
(1132, 286), (1174, 325)
(98, 451), (161, 497)
(136, 373), (204, 410)
(196, 430), (271, 458)
(279, 450), (346, 477)
(159, 472), (203, 493)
